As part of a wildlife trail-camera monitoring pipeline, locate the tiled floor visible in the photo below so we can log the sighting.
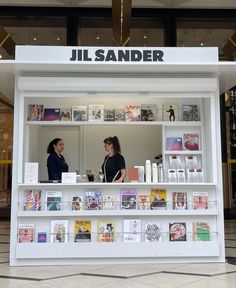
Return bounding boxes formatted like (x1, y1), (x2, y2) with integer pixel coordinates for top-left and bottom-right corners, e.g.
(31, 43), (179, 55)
(0, 220), (235, 288)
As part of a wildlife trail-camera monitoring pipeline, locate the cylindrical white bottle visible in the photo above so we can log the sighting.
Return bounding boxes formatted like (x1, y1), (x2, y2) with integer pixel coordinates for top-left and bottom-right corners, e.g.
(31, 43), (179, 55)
(158, 163), (164, 183)
(145, 160), (152, 183)
(152, 163), (158, 183)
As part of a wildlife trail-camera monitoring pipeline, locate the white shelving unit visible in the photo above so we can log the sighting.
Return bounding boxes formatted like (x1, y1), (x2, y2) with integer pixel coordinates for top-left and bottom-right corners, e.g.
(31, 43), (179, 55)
(8, 46), (229, 266)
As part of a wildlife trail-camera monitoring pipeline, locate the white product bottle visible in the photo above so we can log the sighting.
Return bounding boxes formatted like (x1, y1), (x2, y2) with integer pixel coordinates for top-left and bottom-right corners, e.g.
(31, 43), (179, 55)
(145, 160), (152, 183)
(152, 163), (158, 183)
(158, 163), (164, 183)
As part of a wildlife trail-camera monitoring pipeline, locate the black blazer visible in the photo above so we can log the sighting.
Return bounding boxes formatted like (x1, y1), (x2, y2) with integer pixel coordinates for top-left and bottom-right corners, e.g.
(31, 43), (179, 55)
(47, 152), (69, 180)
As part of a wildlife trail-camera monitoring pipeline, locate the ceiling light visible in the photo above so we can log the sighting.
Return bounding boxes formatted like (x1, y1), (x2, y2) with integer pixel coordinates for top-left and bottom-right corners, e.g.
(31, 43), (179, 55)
(143, 35), (147, 39)
(57, 36), (61, 41)
(0, 54), (2, 59)
(33, 35), (37, 41)
(200, 42), (204, 46)
(96, 35), (100, 40)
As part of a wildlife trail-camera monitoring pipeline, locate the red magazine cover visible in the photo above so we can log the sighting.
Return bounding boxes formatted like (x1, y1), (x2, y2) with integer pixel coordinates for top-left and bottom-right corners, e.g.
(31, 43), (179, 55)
(183, 133), (199, 150)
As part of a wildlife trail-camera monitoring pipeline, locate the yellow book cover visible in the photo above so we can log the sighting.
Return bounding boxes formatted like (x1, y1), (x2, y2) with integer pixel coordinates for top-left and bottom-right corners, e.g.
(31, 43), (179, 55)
(150, 189), (167, 210)
(74, 220), (91, 242)
(98, 222), (115, 242)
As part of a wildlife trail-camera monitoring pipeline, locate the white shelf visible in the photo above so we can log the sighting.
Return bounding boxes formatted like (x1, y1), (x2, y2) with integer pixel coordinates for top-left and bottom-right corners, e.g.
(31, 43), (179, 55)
(17, 209), (218, 217)
(164, 151), (203, 155)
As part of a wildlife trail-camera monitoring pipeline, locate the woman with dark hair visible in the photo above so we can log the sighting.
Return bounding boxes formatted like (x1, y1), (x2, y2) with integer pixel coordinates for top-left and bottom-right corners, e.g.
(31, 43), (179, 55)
(47, 138), (69, 180)
(102, 136), (126, 182)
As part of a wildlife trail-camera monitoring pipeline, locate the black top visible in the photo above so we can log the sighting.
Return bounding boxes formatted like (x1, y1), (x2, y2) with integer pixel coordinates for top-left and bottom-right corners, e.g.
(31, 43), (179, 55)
(47, 152), (69, 180)
(102, 153), (126, 182)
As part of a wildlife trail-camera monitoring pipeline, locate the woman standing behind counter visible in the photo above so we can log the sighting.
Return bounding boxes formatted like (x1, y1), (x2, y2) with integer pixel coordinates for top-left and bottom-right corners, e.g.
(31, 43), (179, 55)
(102, 136), (126, 182)
(47, 138), (69, 181)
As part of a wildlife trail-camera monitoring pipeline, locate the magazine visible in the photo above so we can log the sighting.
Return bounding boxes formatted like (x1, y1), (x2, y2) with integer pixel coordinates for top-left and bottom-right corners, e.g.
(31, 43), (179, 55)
(169, 222), (186, 241)
(166, 137), (182, 150)
(104, 109), (115, 121)
(120, 190), (137, 210)
(172, 192), (188, 210)
(71, 195), (83, 211)
(138, 194), (150, 210)
(103, 195), (116, 210)
(23, 190), (41, 211)
(193, 192), (208, 209)
(43, 108), (60, 121)
(145, 223), (161, 242)
(182, 105), (200, 121)
(183, 133), (199, 151)
(45, 191), (62, 211)
(18, 224), (34, 243)
(27, 104), (44, 121)
(38, 232), (47, 243)
(50, 220), (68, 243)
(60, 108), (71, 121)
(98, 221), (115, 242)
(163, 104), (178, 121)
(74, 220), (91, 242)
(125, 104), (141, 121)
(72, 105), (87, 121)
(84, 191), (102, 210)
(193, 222), (210, 241)
(88, 104), (104, 121)
(150, 189), (166, 210)
(141, 104), (157, 121)
(123, 219), (141, 242)
(115, 109), (125, 121)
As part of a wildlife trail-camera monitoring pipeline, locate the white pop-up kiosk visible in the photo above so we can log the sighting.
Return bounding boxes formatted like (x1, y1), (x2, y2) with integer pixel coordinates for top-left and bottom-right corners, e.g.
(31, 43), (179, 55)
(2, 46), (236, 266)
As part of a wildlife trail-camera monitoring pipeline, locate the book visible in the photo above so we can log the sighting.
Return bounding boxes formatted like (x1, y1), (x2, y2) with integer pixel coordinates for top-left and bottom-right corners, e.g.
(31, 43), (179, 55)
(125, 104), (141, 121)
(38, 232), (47, 243)
(169, 155), (181, 169)
(169, 222), (186, 241)
(18, 224), (34, 243)
(120, 189), (137, 210)
(50, 220), (68, 243)
(103, 195), (116, 210)
(115, 109), (125, 121)
(74, 220), (91, 242)
(193, 222), (210, 241)
(84, 191), (102, 210)
(193, 192), (208, 209)
(145, 223), (161, 242)
(141, 104), (157, 121)
(60, 108), (71, 121)
(138, 194), (150, 210)
(43, 108), (60, 121)
(104, 109), (115, 121)
(27, 104), (44, 121)
(166, 137), (182, 150)
(71, 195), (83, 211)
(98, 221), (115, 242)
(88, 104), (104, 121)
(72, 105), (87, 121)
(123, 219), (141, 242)
(183, 133), (199, 151)
(128, 167), (139, 182)
(150, 189), (166, 210)
(182, 105), (200, 121)
(45, 191), (62, 211)
(23, 190), (41, 211)
(185, 155), (198, 170)
(172, 192), (188, 210)
(163, 104), (178, 121)
(134, 166), (145, 182)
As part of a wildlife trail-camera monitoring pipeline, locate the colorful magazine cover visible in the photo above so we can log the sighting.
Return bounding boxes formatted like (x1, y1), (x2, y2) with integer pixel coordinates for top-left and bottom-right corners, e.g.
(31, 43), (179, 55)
(141, 104), (157, 121)
(45, 191), (62, 211)
(72, 105), (87, 121)
(60, 108), (71, 121)
(103, 195), (116, 210)
(193, 222), (210, 241)
(104, 109), (115, 121)
(38, 232), (47, 243)
(74, 220), (91, 242)
(145, 223), (161, 242)
(182, 104), (200, 121)
(123, 219), (141, 242)
(150, 189), (166, 210)
(27, 104), (44, 121)
(120, 189), (137, 210)
(23, 190), (41, 211)
(163, 104), (178, 121)
(71, 195), (83, 211)
(115, 109), (125, 121)
(166, 137), (183, 150)
(88, 105), (104, 121)
(98, 221), (115, 242)
(193, 192), (208, 209)
(138, 194), (150, 210)
(169, 222), (186, 241)
(50, 220), (68, 243)
(18, 224), (34, 243)
(172, 192), (188, 210)
(84, 191), (102, 210)
(183, 133), (199, 151)
(43, 108), (60, 121)
(124, 104), (141, 121)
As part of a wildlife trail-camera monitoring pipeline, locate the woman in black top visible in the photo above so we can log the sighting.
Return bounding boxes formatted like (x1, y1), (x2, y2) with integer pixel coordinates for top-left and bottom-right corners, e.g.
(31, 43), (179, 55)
(47, 138), (69, 181)
(102, 136), (126, 182)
